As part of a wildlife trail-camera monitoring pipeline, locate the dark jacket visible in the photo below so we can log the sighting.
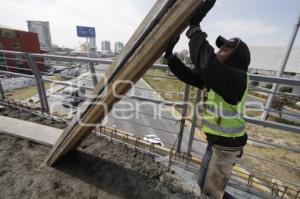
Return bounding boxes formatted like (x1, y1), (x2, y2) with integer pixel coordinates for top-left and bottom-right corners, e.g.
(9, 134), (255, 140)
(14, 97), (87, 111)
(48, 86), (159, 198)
(166, 28), (248, 148)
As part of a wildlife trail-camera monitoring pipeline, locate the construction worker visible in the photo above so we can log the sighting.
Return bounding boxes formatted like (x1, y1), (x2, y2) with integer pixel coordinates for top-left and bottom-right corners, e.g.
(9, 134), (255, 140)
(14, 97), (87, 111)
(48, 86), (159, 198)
(164, 0), (251, 198)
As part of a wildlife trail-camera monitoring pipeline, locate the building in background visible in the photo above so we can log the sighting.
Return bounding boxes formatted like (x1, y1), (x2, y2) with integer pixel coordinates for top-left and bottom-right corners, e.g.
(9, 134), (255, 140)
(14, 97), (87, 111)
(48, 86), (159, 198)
(101, 40), (111, 53)
(89, 37), (97, 52)
(27, 21), (52, 52)
(114, 41), (124, 54)
(0, 26), (45, 73)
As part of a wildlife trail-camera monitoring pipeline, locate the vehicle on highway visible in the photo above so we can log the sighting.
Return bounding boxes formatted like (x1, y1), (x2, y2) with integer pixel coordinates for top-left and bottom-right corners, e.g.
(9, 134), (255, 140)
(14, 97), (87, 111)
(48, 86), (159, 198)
(143, 135), (164, 147)
(0, 75), (7, 79)
(62, 87), (85, 107)
(60, 68), (80, 80)
(49, 65), (68, 74)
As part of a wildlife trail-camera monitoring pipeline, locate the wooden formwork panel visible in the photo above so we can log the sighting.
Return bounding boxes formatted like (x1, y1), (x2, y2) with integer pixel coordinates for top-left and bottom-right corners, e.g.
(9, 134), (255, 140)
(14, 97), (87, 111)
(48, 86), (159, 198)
(45, 0), (204, 166)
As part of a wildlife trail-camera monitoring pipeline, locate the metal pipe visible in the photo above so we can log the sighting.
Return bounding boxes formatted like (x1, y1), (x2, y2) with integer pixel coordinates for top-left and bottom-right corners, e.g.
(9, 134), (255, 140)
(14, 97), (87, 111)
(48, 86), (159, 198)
(126, 95), (184, 107)
(0, 49), (113, 64)
(25, 56), (45, 111)
(135, 86), (183, 95)
(87, 48), (98, 87)
(244, 116), (300, 134)
(250, 74), (300, 86)
(143, 74), (177, 80)
(0, 64), (33, 72)
(89, 63), (98, 87)
(249, 87), (298, 97)
(176, 84), (190, 152)
(187, 88), (202, 155)
(0, 81), (5, 99)
(247, 138), (300, 153)
(261, 14), (300, 120)
(1, 49), (299, 84)
(0, 70), (34, 78)
(262, 107), (300, 118)
(25, 54), (49, 112)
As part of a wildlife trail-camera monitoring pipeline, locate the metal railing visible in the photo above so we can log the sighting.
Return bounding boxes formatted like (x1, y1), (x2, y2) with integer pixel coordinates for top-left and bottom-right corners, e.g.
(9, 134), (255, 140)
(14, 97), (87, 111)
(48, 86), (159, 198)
(0, 49), (300, 198)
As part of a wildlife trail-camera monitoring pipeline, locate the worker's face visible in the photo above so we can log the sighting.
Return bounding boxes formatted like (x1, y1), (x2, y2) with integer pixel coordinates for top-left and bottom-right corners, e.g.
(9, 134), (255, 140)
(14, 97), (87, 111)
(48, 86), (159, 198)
(216, 45), (235, 63)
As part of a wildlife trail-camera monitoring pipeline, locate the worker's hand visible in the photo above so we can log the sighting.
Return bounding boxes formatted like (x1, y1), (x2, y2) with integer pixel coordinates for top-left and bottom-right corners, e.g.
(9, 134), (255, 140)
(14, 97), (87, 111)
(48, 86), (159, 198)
(164, 36), (180, 58)
(189, 0), (216, 26)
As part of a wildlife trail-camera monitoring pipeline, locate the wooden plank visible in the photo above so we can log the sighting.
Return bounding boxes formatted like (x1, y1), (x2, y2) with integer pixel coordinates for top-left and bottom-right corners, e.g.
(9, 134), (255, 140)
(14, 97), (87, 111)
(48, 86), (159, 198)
(45, 0), (204, 166)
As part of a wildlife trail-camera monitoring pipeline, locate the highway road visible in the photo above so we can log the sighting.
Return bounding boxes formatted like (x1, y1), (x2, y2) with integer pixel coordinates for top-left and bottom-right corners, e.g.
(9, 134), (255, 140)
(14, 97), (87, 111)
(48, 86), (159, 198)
(46, 63), (207, 156)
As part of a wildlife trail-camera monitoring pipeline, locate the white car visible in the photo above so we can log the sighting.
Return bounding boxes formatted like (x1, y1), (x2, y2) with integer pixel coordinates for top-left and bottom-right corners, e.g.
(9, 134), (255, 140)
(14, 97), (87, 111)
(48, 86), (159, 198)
(143, 134), (164, 147)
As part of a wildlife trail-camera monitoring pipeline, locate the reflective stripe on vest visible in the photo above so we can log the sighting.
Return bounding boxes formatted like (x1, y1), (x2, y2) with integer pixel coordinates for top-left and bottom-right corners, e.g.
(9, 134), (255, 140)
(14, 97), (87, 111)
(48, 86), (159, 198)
(205, 104), (241, 117)
(202, 120), (246, 134)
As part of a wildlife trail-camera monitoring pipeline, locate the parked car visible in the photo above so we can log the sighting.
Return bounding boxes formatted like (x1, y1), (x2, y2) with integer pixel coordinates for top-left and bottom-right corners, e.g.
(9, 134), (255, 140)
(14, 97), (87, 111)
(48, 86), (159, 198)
(143, 134), (164, 147)
(62, 87), (85, 107)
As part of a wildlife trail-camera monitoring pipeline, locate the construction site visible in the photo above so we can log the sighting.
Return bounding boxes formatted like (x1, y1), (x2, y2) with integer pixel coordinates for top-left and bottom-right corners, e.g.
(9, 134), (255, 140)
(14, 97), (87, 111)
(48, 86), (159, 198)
(0, 0), (300, 198)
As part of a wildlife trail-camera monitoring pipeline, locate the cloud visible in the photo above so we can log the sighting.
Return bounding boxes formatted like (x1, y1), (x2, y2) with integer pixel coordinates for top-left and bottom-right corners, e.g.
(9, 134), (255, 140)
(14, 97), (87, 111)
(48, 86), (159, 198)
(212, 20), (278, 35)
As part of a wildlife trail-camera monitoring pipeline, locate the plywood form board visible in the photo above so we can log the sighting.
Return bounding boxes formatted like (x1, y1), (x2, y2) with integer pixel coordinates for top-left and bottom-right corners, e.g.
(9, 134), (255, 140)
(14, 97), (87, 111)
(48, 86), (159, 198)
(45, 0), (204, 166)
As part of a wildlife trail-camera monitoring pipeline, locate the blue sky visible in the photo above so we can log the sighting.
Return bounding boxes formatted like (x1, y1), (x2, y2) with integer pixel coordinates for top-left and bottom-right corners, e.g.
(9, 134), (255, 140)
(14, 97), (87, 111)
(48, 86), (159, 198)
(0, 0), (299, 50)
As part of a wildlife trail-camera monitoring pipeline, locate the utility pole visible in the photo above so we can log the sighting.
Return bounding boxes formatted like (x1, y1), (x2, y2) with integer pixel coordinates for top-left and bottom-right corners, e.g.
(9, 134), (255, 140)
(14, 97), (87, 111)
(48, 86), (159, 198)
(26, 54), (49, 112)
(0, 81), (5, 99)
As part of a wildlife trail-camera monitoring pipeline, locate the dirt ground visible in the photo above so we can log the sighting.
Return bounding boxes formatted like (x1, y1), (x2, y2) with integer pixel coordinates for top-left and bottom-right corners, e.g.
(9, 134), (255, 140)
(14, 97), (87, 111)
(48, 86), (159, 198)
(0, 133), (200, 199)
(0, 105), (199, 198)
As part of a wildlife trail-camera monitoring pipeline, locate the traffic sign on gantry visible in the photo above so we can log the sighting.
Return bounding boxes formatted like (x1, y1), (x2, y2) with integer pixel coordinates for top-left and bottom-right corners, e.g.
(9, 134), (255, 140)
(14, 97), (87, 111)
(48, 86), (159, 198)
(76, 26), (96, 38)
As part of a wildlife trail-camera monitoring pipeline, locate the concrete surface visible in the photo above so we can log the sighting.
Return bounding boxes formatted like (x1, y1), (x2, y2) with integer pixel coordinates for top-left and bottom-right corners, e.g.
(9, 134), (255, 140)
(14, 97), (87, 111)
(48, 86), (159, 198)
(0, 115), (63, 146)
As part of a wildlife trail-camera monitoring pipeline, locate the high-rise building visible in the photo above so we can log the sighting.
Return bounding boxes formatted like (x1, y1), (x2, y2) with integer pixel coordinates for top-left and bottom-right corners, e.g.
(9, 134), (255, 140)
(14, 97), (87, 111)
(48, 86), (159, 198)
(101, 40), (111, 52)
(114, 41), (124, 54)
(89, 37), (97, 51)
(27, 21), (52, 52)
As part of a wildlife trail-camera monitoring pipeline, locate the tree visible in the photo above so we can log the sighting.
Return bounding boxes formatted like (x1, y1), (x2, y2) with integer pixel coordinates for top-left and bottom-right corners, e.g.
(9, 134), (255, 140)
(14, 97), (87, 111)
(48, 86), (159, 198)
(272, 96), (287, 118)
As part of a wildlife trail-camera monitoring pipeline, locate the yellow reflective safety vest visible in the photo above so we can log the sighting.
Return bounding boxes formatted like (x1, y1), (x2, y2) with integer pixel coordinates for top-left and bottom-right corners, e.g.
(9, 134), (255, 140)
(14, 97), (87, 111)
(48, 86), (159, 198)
(202, 78), (248, 138)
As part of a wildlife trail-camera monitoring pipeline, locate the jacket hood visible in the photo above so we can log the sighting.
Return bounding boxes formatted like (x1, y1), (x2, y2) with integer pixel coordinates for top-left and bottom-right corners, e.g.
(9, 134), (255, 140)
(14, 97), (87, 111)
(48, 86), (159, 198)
(216, 36), (251, 72)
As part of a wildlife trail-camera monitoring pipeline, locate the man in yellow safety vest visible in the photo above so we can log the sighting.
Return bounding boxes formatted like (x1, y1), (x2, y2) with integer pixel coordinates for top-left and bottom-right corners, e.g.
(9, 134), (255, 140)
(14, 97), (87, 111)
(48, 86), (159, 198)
(164, 0), (251, 198)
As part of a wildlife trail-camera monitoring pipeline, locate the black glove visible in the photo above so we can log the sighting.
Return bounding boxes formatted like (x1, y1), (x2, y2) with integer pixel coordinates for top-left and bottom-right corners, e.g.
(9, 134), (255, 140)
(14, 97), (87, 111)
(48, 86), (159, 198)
(164, 36), (180, 59)
(190, 0), (216, 26)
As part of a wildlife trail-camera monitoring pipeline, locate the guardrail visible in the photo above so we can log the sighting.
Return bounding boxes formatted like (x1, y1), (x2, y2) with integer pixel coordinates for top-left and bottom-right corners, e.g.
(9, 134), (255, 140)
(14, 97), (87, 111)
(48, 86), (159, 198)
(0, 49), (299, 198)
